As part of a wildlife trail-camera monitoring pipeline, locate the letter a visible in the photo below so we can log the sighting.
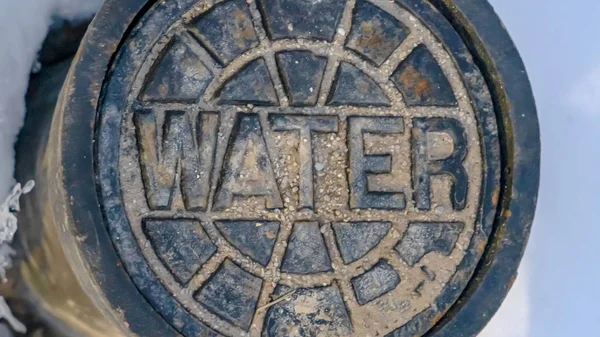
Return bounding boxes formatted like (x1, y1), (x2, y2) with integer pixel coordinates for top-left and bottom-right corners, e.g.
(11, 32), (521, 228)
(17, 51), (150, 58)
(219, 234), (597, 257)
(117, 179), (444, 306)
(213, 113), (283, 211)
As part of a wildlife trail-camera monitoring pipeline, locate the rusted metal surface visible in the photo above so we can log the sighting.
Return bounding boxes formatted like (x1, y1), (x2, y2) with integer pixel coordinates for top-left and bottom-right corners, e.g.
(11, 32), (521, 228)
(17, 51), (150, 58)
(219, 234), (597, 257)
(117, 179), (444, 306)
(14, 0), (539, 336)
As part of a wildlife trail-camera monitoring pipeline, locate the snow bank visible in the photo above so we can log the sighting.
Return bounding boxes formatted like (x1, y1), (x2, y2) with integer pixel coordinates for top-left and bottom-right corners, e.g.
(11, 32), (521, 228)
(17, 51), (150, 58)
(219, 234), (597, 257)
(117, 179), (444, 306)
(0, 0), (101, 199)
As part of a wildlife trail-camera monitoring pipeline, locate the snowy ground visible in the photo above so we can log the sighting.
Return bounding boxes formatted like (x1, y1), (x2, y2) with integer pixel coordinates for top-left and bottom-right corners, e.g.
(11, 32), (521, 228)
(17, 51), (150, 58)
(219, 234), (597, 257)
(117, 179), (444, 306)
(1, 0), (598, 336)
(0, 0), (101, 196)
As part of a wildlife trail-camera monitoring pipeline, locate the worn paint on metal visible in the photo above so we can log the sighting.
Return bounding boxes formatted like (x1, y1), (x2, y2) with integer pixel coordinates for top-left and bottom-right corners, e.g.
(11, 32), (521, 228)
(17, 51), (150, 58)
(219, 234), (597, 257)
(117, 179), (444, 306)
(15, 0), (539, 336)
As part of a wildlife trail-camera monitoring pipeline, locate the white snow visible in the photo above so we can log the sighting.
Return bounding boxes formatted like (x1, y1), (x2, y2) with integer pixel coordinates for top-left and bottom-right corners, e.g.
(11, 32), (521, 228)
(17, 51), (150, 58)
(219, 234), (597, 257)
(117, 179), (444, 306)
(0, 296), (25, 334)
(0, 181), (35, 281)
(0, 181), (35, 336)
(0, 1), (101, 335)
(0, 0), (101, 199)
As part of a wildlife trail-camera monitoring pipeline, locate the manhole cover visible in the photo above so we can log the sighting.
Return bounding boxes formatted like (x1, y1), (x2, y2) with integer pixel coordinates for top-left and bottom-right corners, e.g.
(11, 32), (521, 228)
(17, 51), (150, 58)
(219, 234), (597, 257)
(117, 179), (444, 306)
(24, 0), (539, 336)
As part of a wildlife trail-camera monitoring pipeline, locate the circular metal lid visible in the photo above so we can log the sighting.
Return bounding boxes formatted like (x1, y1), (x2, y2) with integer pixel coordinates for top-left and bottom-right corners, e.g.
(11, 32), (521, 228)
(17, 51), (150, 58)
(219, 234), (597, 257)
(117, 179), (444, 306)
(53, 0), (539, 336)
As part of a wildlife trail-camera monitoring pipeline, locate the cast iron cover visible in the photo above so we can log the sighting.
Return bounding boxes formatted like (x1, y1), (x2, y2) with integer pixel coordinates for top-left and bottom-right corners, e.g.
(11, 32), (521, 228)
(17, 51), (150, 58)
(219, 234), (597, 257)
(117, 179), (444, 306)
(52, 0), (539, 336)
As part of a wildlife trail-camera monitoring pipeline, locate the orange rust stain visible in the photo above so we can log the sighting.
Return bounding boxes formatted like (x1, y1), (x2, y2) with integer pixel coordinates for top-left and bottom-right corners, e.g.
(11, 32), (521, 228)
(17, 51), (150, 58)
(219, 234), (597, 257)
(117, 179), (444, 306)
(476, 239), (487, 253)
(232, 8), (256, 48)
(507, 273), (518, 289)
(432, 312), (445, 325)
(158, 83), (169, 96)
(504, 209), (512, 218)
(399, 65), (432, 99)
(356, 21), (385, 50)
(265, 230), (277, 240)
(491, 187), (500, 206)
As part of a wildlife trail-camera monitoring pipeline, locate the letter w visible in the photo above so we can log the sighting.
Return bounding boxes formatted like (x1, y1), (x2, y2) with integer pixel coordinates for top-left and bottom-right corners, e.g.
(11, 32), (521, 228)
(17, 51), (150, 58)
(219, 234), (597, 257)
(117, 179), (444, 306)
(134, 109), (219, 211)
